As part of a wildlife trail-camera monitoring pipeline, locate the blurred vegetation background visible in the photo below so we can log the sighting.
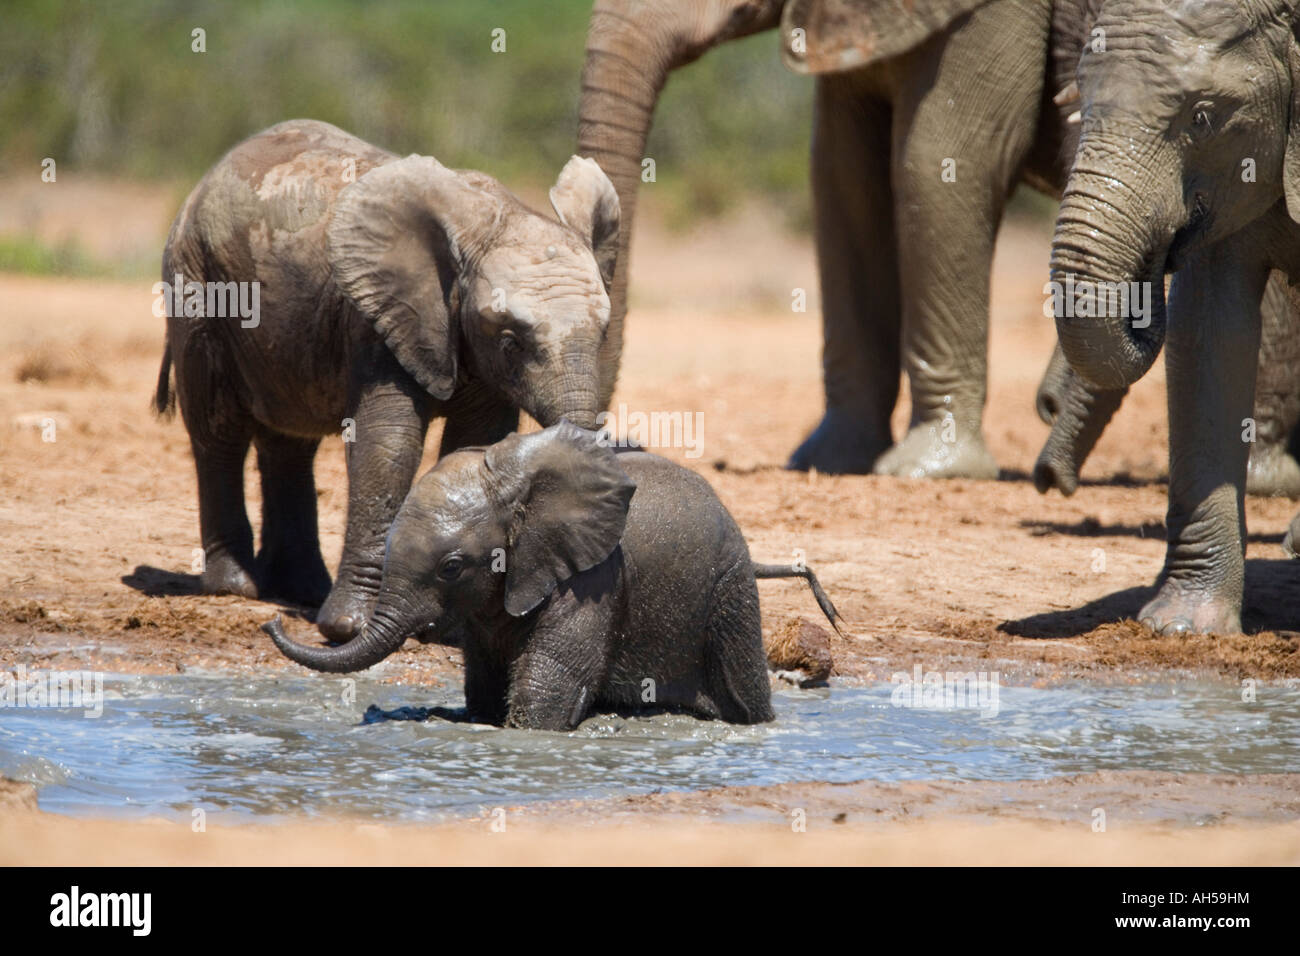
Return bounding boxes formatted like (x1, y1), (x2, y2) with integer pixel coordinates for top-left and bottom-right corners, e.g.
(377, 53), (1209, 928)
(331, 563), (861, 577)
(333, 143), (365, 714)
(0, 0), (813, 268)
(0, 0), (1055, 281)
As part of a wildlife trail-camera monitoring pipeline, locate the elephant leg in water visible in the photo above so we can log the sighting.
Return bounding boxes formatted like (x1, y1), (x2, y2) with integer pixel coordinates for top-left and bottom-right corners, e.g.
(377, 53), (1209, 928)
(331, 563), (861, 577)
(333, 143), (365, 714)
(1034, 272), (1300, 497)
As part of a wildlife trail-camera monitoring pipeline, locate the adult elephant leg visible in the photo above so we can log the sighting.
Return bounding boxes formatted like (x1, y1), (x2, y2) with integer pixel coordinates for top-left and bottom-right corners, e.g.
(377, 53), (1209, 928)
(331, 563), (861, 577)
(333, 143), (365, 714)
(1245, 272), (1300, 498)
(1139, 248), (1267, 636)
(253, 429), (331, 607)
(316, 350), (432, 642)
(1283, 510), (1300, 558)
(437, 380), (520, 458)
(873, 0), (1048, 479)
(788, 78), (899, 474)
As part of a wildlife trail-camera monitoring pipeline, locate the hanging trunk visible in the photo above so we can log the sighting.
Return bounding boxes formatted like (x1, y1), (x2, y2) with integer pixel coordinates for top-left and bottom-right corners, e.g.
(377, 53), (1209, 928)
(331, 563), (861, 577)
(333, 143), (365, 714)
(576, 0), (783, 407)
(1033, 367), (1127, 496)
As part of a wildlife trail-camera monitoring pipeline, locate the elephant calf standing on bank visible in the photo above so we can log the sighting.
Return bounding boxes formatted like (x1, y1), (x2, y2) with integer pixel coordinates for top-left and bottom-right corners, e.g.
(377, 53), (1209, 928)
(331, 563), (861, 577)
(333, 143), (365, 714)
(265, 423), (845, 729)
(156, 119), (619, 641)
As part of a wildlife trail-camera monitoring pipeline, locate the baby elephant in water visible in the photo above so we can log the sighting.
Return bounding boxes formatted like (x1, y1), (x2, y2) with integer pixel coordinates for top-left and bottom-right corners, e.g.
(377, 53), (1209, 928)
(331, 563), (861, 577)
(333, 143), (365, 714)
(265, 422), (843, 729)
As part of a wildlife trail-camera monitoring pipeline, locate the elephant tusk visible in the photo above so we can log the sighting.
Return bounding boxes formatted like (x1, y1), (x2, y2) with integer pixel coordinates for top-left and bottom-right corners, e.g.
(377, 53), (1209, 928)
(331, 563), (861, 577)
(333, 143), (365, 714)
(1067, 110), (1082, 126)
(1053, 81), (1080, 107)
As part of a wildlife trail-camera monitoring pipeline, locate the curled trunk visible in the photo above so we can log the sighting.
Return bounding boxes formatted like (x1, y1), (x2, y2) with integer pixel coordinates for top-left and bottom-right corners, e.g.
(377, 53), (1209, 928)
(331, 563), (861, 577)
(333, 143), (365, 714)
(1050, 162), (1174, 390)
(1035, 344), (1073, 424)
(263, 602), (413, 673)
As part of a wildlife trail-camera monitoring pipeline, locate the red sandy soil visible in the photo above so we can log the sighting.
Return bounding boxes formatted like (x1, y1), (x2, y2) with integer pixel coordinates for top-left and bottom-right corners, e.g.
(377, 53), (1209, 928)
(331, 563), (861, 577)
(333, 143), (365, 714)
(2, 201), (1296, 685)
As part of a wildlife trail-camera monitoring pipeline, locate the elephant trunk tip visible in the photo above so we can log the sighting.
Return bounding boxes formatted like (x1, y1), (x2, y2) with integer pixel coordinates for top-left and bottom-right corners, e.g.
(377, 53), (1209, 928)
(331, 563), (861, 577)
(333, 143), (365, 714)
(566, 411), (599, 431)
(262, 614), (304, 660)
(1032, 457), (1078, 498)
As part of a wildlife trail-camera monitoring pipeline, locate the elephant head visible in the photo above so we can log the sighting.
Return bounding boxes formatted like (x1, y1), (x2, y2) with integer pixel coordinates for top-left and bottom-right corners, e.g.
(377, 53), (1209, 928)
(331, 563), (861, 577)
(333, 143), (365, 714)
(577, 0), (994, 405)
(327, 155), (620, 429)
(264, 422), (637, 672)
(1050, 0), (1300, 390)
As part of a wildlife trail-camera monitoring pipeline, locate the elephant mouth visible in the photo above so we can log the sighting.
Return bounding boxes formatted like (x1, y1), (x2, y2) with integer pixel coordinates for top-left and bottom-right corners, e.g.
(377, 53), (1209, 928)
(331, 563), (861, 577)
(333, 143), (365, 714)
(1165, 193), (1211, 273)
(413, 618), (462, 646)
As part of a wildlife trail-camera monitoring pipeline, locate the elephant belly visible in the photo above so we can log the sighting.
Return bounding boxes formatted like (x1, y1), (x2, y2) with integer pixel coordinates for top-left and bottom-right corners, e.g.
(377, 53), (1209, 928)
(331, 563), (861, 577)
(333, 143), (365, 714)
(186, 299), (353, 440)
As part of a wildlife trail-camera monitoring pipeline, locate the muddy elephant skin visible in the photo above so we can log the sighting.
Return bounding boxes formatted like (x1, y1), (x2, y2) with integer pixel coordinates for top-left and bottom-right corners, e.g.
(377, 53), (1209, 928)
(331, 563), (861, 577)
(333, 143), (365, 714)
(265, 423), (781, 730)
(157, 119), (620, 642)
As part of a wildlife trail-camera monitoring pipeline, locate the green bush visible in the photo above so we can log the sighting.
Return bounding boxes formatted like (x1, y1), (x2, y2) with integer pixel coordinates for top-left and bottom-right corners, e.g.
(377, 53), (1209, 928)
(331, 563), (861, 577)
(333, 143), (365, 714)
(0, 0), (813, 225)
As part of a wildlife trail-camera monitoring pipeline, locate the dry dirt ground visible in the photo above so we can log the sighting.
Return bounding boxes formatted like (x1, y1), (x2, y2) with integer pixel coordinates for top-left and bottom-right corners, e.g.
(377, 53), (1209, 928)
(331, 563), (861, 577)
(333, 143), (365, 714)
(1, 183), (1297, 863)
(2, 775), (1297, 865)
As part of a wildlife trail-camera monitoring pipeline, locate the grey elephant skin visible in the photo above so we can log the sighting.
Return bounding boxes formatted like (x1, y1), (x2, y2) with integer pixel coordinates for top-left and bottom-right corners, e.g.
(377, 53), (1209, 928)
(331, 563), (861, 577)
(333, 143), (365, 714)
(1048, 0), (1300, 634)
(156, 119), (619, 641)
(1031, 1), (1300, 499)
(578, 0), (1085, 479)
(1033, 277), (1300, 498)
(264, 423), (805, 730)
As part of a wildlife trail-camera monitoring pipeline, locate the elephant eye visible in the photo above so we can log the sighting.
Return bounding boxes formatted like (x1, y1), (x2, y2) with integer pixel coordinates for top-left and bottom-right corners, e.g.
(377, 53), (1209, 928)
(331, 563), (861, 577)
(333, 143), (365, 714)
(499, 331), (522, 359)
(1190, 103), (1215, 139)
(437, 554), (465, 581)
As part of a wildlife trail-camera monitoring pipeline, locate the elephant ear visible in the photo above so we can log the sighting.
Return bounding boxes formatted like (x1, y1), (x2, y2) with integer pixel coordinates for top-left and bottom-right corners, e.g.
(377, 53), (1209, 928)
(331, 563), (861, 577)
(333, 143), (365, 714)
(328, 154), (505, 399)
(549, 155), (621, 291)
(781, 0), (996, 74)
(484, 421), (636, 617)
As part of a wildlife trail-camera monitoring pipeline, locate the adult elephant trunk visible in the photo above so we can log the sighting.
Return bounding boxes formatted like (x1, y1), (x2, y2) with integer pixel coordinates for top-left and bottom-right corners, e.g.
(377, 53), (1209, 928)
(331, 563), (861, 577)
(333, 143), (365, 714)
(577, 0), (783, 407)
(1050, 152), (1178, 391)
(263, 598), (418, 674)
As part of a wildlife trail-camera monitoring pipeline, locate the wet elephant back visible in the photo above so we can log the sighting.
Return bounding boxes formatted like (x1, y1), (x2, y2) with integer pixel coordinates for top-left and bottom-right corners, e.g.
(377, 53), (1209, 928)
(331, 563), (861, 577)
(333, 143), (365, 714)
(169, 120), (396, 436)
(609, 452), (754, 694)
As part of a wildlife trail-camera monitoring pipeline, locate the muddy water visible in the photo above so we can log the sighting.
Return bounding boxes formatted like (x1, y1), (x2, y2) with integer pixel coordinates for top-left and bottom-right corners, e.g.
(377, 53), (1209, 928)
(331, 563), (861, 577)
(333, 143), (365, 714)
(1, 673), (1296, 821)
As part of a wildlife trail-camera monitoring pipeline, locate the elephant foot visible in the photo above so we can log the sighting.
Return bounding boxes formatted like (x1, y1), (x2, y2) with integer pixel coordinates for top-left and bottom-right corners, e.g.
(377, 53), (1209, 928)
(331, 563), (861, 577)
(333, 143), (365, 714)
(200, 552), (259, 599)
(1282, 513), (1300, 558)
(1246, 444), (1300, 498)
(315, 576), (379, 643)
(258, 549), (332, 608)
(873, 419), (998, 480)
(1138, 584), (1241, 636)
(786, 408), (890, 474)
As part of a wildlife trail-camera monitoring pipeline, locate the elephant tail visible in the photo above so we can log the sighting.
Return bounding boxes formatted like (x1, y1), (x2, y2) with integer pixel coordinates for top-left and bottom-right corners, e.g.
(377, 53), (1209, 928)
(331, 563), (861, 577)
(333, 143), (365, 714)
(153, 339), (175, 418)
(752, 563), (846, 637)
